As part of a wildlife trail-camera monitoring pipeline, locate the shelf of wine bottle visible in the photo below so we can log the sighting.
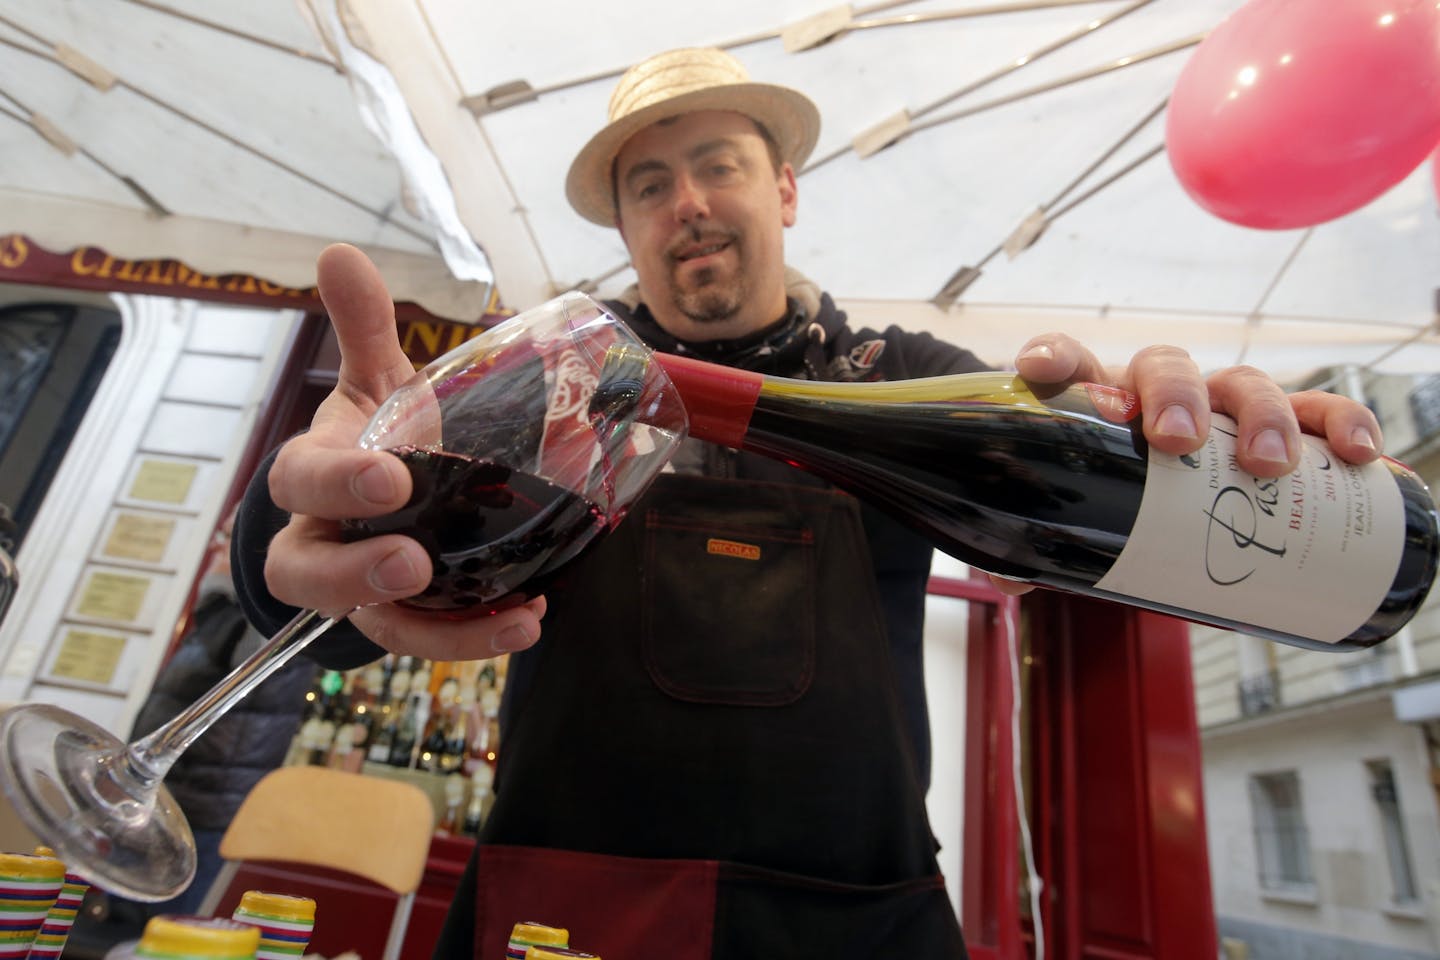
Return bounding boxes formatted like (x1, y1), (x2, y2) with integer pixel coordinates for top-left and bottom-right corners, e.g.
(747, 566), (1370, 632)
(284, 654), (506, 837)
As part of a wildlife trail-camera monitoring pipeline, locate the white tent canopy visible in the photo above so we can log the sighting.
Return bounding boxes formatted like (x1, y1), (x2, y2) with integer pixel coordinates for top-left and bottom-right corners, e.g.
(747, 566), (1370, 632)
(3, 0), (1438, 384)
(0, 0), (493, 319)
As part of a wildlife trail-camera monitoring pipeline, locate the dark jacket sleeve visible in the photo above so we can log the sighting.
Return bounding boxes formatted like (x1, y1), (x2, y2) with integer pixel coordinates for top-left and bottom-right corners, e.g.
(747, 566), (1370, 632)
(882, 326), (991, 379)
(230, 444), (387, 671)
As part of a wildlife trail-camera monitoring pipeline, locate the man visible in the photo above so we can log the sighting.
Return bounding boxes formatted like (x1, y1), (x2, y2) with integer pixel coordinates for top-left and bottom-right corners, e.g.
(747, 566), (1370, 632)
(235, 48), (1383, 958)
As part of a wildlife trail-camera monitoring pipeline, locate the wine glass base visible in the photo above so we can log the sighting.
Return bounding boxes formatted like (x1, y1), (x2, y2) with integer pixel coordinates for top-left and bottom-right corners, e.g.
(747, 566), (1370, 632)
(0, 703), (196, 901)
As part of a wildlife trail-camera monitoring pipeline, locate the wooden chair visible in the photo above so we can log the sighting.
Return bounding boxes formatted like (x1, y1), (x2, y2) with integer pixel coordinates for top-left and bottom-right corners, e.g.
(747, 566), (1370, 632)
(198, 766), (435, 960)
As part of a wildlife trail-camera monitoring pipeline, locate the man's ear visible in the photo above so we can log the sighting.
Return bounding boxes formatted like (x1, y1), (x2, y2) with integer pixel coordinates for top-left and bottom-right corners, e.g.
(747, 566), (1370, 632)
(778, 164), (798, 228)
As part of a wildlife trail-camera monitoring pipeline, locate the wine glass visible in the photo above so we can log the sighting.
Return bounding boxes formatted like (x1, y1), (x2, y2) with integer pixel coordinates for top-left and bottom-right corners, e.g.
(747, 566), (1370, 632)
(0, 292), (687, 900)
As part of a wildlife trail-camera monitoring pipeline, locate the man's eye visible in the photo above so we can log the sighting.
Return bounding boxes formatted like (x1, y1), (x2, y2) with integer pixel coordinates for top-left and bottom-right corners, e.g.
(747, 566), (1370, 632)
(636, 181), (664, 200)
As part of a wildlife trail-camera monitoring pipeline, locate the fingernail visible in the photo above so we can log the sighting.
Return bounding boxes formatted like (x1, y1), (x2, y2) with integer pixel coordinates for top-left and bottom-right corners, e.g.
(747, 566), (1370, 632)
(369, 548), (420, 593)
(353, 461), (397, 505)
(1351, 428), (1377, 452)
(1155, 404), (1198, 440)
(1019, 344), (1054, 362)
(1249, 429), (1290, 465)
(495, 624), (534, 652)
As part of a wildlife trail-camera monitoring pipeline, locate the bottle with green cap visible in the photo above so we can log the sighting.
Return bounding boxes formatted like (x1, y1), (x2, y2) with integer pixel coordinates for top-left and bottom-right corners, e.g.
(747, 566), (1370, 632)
(106, 916), (260, 960)
(0, 850), (64, 960)
(231, 891), (316, 960)
(506, 921), (567, 960)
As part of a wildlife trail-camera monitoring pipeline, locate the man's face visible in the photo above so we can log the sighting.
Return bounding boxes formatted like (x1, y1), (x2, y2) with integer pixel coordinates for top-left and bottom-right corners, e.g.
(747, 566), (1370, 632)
(614, 110), (797, 341)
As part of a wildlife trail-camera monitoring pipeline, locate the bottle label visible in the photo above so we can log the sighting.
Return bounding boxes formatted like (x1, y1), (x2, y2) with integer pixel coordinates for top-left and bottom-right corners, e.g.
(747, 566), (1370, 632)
(1095, 415), (1404, 643)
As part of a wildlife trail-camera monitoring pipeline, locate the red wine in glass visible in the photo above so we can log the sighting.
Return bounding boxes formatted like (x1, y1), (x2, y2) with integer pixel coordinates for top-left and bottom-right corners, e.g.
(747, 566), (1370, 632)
(342, 446), (608, 614)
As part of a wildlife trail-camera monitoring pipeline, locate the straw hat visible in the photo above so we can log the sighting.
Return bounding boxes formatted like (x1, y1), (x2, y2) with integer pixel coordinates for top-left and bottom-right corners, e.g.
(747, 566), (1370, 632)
(565, 47), (821, 225)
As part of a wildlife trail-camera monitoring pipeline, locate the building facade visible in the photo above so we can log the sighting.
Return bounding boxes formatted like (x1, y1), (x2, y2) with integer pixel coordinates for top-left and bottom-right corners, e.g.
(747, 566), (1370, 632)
(1195, 370), (1440, 960)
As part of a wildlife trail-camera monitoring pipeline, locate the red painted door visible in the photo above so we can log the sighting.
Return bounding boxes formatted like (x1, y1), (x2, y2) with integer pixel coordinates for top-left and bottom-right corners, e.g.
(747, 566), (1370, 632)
(960, 585), (1217, 960)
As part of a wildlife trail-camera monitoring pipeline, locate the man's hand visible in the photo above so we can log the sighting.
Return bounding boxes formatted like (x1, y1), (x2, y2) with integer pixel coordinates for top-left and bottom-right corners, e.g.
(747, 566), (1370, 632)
(263, 244), (544, 660)
(986, 334), (1383, 597)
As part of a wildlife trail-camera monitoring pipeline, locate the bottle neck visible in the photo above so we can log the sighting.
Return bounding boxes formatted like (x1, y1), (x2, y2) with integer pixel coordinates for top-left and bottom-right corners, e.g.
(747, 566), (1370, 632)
(652, 352), (765, 448)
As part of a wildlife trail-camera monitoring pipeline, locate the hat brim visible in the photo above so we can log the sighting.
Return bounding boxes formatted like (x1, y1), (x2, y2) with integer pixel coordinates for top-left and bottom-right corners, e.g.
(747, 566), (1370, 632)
(565, 82), (821, 226)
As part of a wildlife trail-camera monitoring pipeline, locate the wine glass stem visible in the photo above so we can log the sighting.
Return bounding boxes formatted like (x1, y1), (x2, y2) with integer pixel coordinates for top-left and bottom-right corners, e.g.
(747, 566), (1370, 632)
(121, 607), (348, 788)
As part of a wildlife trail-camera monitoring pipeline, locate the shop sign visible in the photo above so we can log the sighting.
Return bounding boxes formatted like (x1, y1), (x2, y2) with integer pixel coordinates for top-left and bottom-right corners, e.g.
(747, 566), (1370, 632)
(0, 233), (519, 368)
(0, 234), (322, 309)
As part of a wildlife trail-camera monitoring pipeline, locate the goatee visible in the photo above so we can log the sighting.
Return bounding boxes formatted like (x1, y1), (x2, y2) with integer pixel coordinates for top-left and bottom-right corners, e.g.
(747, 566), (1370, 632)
(666, 225), (746, 325)
(672, 269), (746, 324)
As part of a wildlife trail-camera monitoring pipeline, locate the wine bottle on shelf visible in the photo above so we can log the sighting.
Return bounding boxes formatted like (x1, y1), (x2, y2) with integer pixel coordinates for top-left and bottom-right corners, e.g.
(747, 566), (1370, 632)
(650, 353), (1440, 651)
(462, 762), (495, 837)
(388, 694), (419, 768)
(438, 773), (466, 834)
(418, 708), (449, 773)
(307, 721), (336, 767)
(328, 723), (364, 773)
(366, 708), (397, 765)
(388, 656), (416, 705)
(343, 665), (380, 753)
(441, 706), (468, 775)
(436, 672), (460, 710)
(469, 687), (500, 772)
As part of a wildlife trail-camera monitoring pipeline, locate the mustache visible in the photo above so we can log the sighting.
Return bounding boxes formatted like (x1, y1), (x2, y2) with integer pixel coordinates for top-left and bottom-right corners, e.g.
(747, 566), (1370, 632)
(665, 224), (739, 261)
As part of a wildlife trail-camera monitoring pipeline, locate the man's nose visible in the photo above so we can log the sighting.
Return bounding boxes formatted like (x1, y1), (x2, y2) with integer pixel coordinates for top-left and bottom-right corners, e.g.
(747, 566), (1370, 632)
(671, 173), (709, 223)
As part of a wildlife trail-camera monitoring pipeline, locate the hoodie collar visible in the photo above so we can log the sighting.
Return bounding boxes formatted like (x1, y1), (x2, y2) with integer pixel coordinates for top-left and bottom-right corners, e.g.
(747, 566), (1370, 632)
(608, 265), (837, 375)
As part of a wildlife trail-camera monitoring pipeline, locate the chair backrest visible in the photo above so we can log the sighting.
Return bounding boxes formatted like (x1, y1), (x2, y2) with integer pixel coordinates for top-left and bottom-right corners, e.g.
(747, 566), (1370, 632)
(218, 766), (434, 895)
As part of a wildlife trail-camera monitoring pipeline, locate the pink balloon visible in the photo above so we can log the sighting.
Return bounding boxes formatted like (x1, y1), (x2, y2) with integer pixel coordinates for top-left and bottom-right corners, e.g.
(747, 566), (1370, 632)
(1166, 0), (1440, 230)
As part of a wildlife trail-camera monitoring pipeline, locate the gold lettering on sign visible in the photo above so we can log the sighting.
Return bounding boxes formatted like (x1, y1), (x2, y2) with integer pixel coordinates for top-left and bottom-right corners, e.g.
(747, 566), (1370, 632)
(128, 459), (198, 505)
(66, 246), (308, 297)
(0, 234), (28, 269)
(75, 571), (151, 623)
(71, 247), (108, 277)
(400, 321), (490, 368)
(401, 321), (446, 360)
(103, 513), (177, 564)
(50, 630), (126, 686)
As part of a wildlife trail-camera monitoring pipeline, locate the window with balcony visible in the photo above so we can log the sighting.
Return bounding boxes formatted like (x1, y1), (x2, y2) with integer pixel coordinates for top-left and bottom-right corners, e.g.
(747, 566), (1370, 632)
(1238, 669), (1281, 716)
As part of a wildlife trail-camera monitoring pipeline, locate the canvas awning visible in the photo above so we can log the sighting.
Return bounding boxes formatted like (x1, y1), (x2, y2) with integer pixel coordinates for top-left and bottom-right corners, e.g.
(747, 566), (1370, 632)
(3, 0), (1437, 381)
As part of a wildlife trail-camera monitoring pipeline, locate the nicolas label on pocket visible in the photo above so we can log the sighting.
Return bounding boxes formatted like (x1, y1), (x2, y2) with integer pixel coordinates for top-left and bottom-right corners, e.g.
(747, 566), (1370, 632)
(707, 538), (761, 561)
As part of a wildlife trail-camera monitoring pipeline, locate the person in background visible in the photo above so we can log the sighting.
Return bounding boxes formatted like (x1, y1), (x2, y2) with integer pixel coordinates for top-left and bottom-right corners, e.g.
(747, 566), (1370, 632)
(128, 511), (316, 914)
(231, 48), (1384, 958)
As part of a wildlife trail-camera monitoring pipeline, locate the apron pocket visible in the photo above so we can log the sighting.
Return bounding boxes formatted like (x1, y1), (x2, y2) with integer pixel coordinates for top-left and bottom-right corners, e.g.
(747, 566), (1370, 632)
(715, 862), (967, 958)
(473, 845), (716, 960)
(641, 507), (816, 706)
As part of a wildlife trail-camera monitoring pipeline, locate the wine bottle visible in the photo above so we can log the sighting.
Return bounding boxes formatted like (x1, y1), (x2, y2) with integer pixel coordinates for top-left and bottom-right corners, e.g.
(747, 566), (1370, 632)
(651, 353), (1439, 651)
(419, 710), (449, 773)
(441, 708), (468, 774)
(462, 763), (495, 836)
(438, 773), (466, 834)
(367, 710), (397, 765)
(388, 694), (420, 768)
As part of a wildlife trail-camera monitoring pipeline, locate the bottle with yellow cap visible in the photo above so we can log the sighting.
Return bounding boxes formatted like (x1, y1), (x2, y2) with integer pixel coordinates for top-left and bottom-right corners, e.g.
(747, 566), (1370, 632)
(106, 916), (260, 960)
(25, 845), (89, 959)
(231, 891), (316, 960)
(506, 921), (568, 960)
(0, 850), (64, 959)
(526, 947), (601, 959)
